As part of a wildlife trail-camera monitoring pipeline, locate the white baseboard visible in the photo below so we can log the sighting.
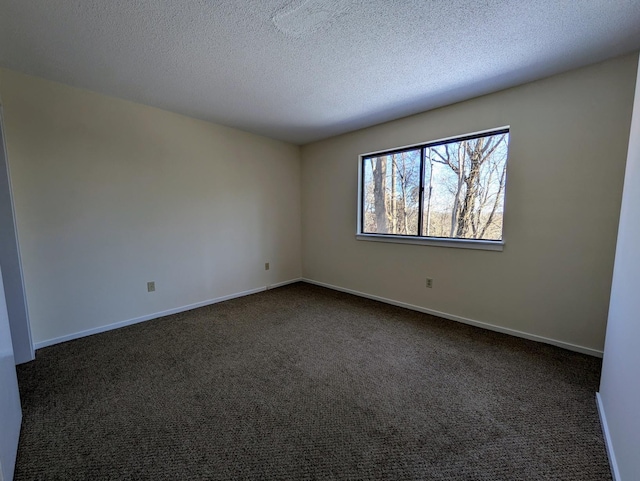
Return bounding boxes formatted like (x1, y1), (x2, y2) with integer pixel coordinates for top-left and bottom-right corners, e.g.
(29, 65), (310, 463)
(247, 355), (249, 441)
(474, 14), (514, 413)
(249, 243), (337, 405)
(268, 278), (302, 289)
(301, 278), (604, 358)
(596, 392), (621, 481)
(34, 278), (303, 350)
(35, 276), (601, 358)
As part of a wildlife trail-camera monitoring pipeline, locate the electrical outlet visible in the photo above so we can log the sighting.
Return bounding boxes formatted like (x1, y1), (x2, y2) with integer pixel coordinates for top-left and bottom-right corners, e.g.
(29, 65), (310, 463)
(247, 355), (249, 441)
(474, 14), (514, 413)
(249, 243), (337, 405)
(147, 281), (155, 292)
(426, 278), (433, 288)
(265, 262), (270, 270)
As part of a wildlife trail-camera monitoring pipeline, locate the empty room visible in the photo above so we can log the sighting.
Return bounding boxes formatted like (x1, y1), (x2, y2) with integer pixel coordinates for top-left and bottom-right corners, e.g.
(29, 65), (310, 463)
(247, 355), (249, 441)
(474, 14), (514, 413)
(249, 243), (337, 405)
(0, 1), (639, 480)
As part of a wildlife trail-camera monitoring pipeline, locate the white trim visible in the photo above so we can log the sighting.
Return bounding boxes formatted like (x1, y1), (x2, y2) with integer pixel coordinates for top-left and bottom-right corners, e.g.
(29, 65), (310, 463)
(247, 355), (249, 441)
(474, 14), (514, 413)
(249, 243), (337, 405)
(301, 278), (603, 358)
(0, 109), (35, 363)
(356, 234), (504, 251)
(596, 392), (621, 481)
(34, 279), (302, 350)
(267, 277), (302, 289)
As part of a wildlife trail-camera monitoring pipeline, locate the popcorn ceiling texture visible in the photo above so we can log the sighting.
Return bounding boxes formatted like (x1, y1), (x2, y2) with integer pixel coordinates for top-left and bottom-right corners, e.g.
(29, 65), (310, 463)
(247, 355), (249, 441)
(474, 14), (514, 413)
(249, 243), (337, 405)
(272, 0), (350, 37)
(0, 0), (639, 144)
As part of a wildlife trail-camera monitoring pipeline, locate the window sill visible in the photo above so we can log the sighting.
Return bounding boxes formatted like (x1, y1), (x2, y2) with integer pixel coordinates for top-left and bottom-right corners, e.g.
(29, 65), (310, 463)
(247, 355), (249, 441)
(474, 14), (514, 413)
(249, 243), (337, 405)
(356, 234), (504, 251)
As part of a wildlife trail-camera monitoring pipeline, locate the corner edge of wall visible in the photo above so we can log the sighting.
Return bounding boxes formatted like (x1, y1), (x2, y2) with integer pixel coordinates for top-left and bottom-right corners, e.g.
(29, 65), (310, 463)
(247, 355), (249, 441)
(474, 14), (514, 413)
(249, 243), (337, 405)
(596, 392), (622, 481)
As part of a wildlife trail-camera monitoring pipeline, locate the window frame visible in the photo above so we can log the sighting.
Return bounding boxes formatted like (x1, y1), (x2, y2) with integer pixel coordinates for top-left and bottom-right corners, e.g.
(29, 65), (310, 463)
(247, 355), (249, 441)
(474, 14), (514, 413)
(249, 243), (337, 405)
(356, 127), (509, 251)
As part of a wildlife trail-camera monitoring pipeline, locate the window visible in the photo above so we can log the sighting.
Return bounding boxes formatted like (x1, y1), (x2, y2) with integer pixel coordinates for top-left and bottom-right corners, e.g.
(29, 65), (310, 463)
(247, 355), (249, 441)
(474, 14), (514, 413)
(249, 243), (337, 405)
(358, 128), (509, 250)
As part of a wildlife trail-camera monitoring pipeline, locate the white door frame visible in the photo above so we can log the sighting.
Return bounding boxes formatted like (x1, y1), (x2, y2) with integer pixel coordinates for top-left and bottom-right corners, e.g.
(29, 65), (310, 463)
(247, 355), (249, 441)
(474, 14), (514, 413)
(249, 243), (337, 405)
(0, 107), (34, 363)
(0, 265), (23, 481)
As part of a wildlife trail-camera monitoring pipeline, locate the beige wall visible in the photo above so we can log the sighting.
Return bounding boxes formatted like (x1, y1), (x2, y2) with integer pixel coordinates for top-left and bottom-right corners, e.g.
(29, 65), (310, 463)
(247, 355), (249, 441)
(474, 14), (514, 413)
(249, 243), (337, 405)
(0, 69), (302, 346)
(599, 54), (640, 481)
(301, 54), (638, 354)
(0, 54), (637, 354)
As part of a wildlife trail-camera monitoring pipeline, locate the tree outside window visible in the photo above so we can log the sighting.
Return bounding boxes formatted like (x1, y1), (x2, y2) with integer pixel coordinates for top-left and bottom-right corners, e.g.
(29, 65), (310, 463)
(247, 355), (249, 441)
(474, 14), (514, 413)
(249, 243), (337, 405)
(361, 129), (509, 242)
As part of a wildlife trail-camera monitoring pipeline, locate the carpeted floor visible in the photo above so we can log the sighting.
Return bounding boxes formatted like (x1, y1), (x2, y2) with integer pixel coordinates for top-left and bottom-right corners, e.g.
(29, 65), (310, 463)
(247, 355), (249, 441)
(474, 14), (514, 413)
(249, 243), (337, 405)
(15, 282), (611, 480)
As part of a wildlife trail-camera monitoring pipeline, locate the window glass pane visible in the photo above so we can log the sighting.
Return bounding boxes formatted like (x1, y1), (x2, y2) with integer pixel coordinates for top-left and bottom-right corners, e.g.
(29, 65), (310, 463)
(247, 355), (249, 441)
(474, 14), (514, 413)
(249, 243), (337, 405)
(422, 132), (509, 240)
(362, 149), (421, 235)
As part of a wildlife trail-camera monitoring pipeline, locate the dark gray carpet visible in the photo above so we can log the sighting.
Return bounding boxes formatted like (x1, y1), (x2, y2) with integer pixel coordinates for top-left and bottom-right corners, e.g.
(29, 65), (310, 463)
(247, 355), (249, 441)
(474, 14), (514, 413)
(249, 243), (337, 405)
(15, 282), (611, 480)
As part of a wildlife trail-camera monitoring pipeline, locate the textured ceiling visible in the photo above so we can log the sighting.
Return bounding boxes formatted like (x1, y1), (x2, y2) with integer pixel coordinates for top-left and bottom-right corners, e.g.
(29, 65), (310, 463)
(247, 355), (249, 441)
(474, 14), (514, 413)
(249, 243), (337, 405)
(1, 1), (640, 144)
